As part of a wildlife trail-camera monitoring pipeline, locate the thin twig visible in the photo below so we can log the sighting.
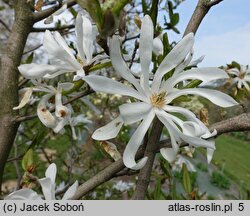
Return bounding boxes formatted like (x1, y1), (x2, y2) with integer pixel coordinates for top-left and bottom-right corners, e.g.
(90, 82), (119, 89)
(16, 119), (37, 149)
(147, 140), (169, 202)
(23, 44), (43, 55)
(18, 79), (29, 88)
(33, 0), (76, 22)
(0, 19), (11, 32)
(32, 24), (75, 32)
(122, 34), (140, 44)
(129, 40), (139, 69)
(207, 0), (224, 7)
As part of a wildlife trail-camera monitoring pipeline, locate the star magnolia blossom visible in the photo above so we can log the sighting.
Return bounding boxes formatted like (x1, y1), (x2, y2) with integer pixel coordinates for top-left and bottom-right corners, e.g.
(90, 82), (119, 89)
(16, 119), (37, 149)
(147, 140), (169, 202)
(83, 15), (238, 170)
(14, 82), (74, 133)
(227, 65), (250, 91)
(18, 13), (97, 81)
(5, 163), (78, 200)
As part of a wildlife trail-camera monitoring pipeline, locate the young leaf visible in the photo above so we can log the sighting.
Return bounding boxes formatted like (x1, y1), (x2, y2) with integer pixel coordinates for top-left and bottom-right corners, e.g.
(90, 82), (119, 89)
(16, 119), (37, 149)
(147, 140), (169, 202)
(149, 0), (159, 28)
(182, 163), (192, 194)
(163, 32), (171, 57)
(153, 179), (162, 199)
(25, 52), (34, 64)
(170, 13), (179, 26)
(22, 149), (33, 171)
(69, 7), (77, 18)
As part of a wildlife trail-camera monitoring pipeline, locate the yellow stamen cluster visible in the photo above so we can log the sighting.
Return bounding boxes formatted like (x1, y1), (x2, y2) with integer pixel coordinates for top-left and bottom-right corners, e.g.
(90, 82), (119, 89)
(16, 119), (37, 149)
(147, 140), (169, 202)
(239, 72), (246, 80)
(150, 92), (167, 108)
(77, 56), (84, 66)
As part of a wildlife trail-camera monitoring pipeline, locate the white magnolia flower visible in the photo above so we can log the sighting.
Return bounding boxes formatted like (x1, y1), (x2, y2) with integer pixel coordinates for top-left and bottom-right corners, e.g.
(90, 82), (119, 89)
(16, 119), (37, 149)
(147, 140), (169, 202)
(171, 155), (196, 172)
(5, 163), (78, 200)
(227, 65), (250, 91)
(83, 15), (238, 170)
(14, 82), (73, 133)
(19, 13), (97, 81)
(113, 180), (134, 192)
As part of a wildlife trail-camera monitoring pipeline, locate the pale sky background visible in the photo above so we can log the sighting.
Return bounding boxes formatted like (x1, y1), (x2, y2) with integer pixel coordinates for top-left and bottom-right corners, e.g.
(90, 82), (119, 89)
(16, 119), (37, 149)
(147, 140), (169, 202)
(34, 0), (250, 67)
(166, 0), (250, 67)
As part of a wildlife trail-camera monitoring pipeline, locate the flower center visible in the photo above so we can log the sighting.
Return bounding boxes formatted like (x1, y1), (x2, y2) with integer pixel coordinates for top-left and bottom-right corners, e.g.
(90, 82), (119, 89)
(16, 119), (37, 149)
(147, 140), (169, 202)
(239, 72), (245, 80)
(59, 110), (67, 117)
(77, 56), (84, 66)
(150, 92), (167, 108)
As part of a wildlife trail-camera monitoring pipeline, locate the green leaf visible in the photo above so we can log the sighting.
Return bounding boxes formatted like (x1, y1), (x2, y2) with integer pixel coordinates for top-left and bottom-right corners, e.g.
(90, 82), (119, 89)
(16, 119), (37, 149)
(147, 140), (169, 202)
(111, 0), (130, 16)
(160, 158), (171, 177)
(231, 61), (241, 71)
(167, 1), (174, 17)
(26, 129), (46, 151)
(149, 0), (159, 28)
(89, 61), (112, 72)
(163, 32), (171, 57)
(141, 0), (149, 15)
(171, 178), (177, 199)
(172, 95), (191, 104)
(182, 164), (192, 194)
(183, 80), (202, 89)
(25, 52), (34, 64)
(22, 149), (33, 171)
(170, 13), (179, 26)
(69, 7), (78, 18)
(154, 179), (162, 199)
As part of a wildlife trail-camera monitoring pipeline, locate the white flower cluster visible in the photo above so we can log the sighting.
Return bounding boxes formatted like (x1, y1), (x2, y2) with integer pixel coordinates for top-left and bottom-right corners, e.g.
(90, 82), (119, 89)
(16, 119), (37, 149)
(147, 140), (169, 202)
(15, 13), (99, 138)
(227, 65), (250, 91)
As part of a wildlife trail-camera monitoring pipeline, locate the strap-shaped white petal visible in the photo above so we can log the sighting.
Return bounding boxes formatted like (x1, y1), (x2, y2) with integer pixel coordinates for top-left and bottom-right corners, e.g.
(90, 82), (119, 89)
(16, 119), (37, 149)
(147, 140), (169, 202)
(139, 15), (154, 94)
(45, 163), (57, 183)
(37, 94), (57, 129)
(163, 105), (212, 137)
(83, 75), (146, 101)
(161, 67), (229, 91)
(4, 189), (42, 200)
(156, 109), (215, 161)
(76, 14), (94, 63)
(152, 33), (194, 92)
(44, 30), (80, 70)
(14, 88), (33, 110)
(109, 36), (145, 95)
(92, 116), (124, 140)
(39, 177), (55, 200)
(119, 102), (152, 124)
(18, 63), (62, 79)
(166, 88), (238, 107)
(62, 181), (79, 200)
(123, 109), (155, 170)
